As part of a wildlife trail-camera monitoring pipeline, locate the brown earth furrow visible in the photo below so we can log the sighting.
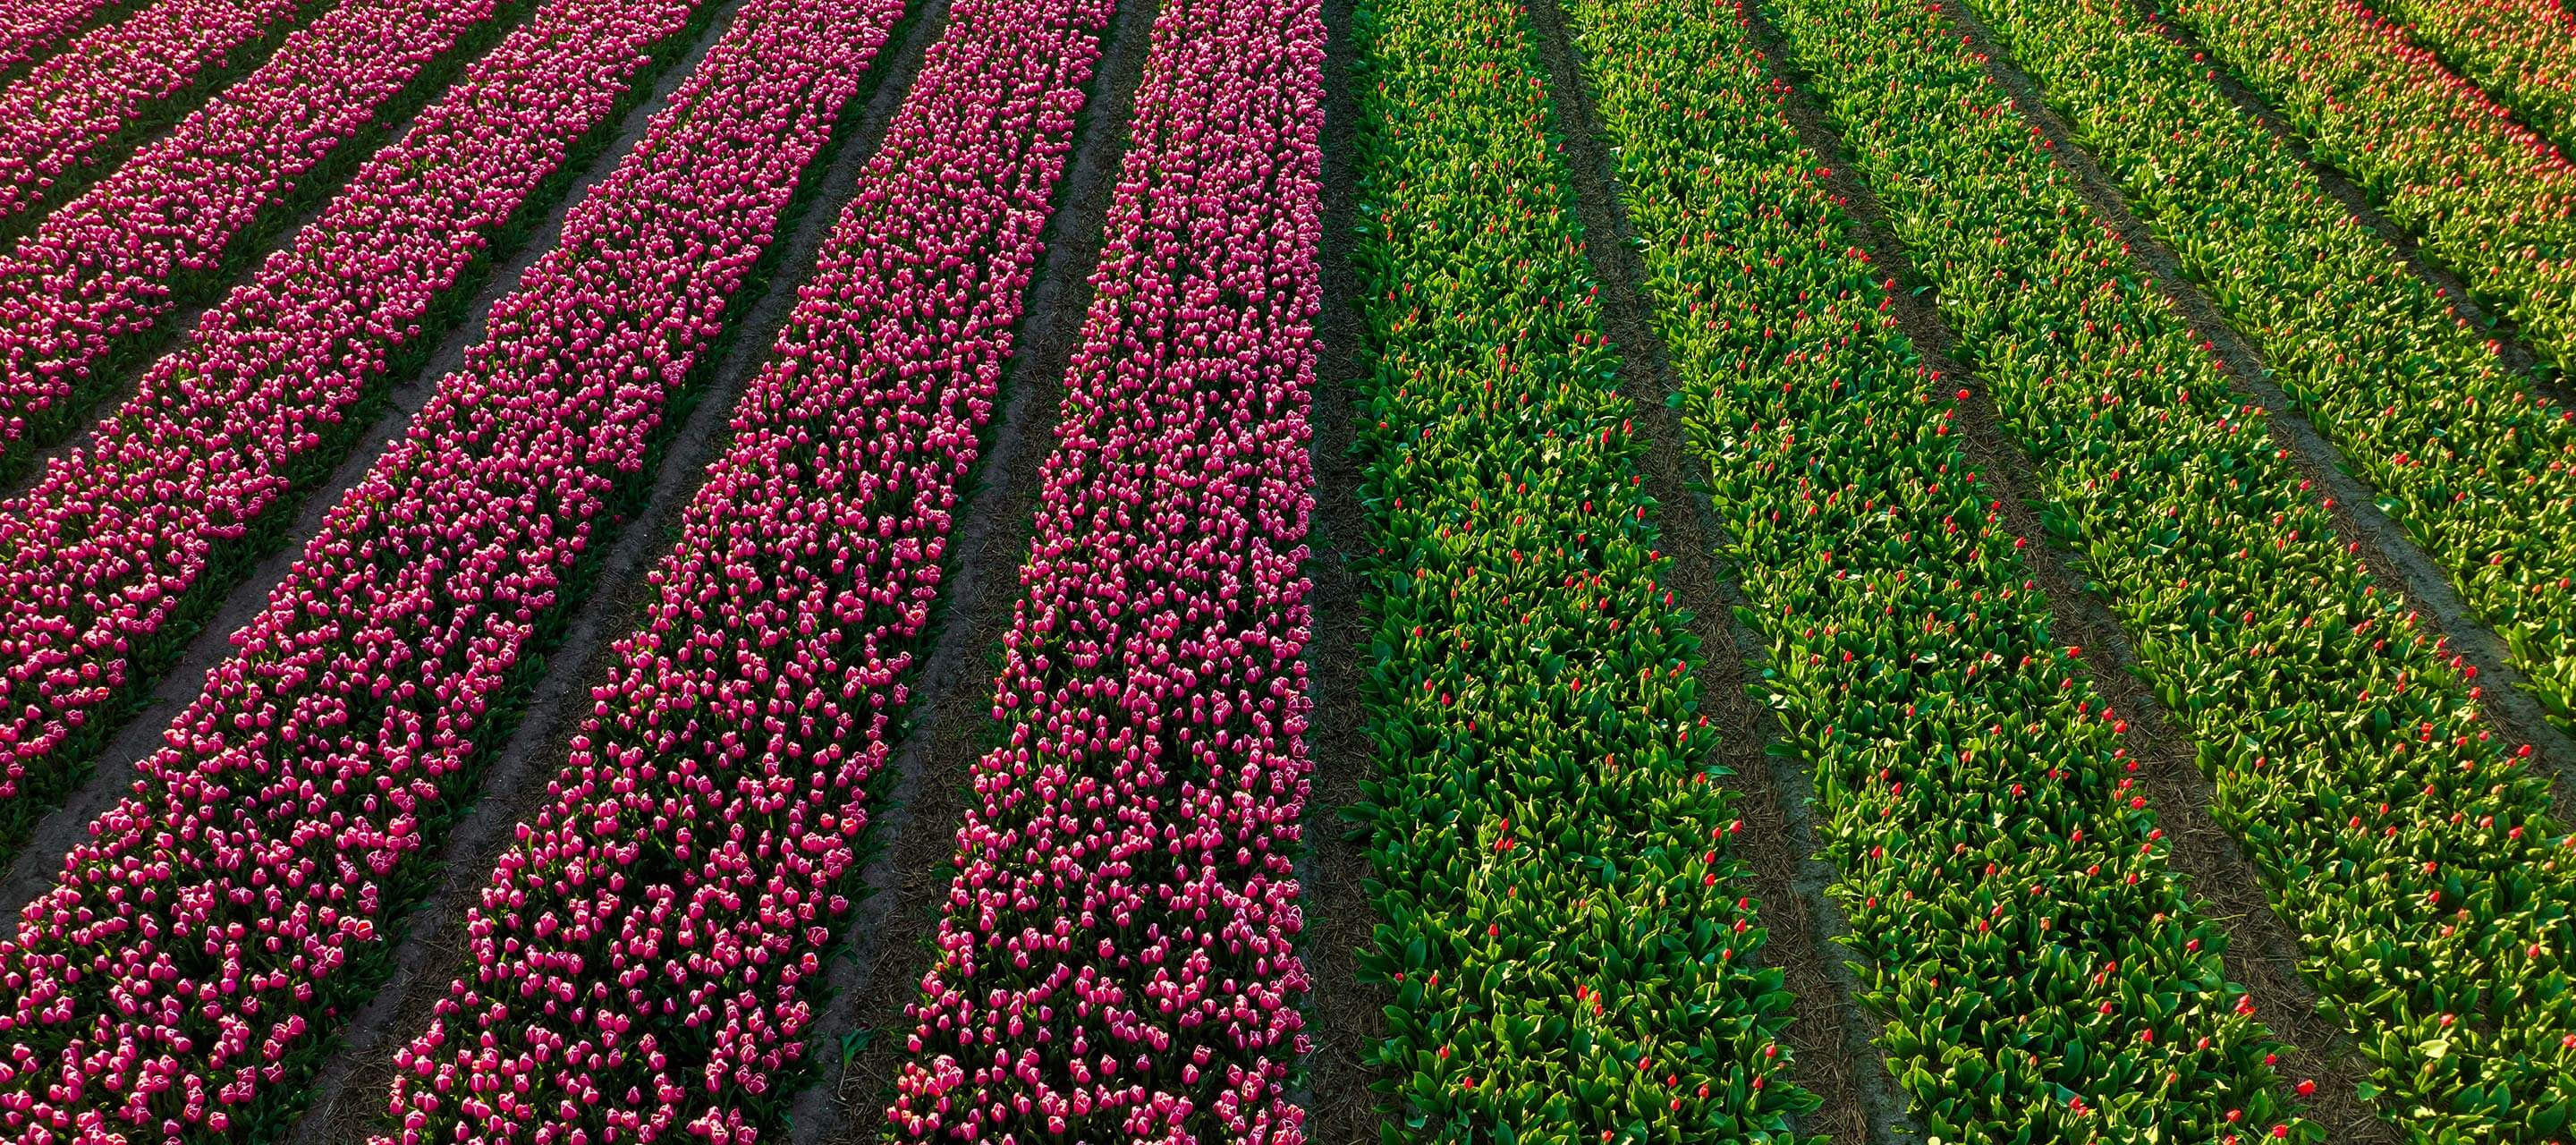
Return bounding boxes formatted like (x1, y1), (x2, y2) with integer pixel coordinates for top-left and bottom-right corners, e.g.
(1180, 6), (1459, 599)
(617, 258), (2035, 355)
(1285, 0), (1397, 1128)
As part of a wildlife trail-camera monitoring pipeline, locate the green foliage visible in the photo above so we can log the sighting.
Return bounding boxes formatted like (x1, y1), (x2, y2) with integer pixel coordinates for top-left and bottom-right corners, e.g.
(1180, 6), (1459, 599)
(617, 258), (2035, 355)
(1758, 0), (2576, 1133)
(2364, 0), (2576, 156)
(1346, 0), (1816, 1139)
(1561, 0), (2316, 1137)
(1968, 0), (2576, 742)
(2155, 0), (2576, 381)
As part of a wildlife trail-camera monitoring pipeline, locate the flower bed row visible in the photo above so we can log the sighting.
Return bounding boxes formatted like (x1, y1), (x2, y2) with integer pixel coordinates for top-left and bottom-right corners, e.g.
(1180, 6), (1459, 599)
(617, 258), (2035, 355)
(370, 0), (1115, 1134)
(1338, 0), (1815, 1139)
(0, 0), (321, 229)
(0, 0), (731, 872)
(886, 0), (1323, 1135)
(1761, 0), (2576, 1133)
(1559, 0), (2319, 1138)
(0, 0), (131, 79)
(1962, 0), (2576, 742)
(0, 0), (902, 1134)
(0, 0), (521, 472)
(2144, 0), (2576, 382)
(2365, 0), (2576, 156)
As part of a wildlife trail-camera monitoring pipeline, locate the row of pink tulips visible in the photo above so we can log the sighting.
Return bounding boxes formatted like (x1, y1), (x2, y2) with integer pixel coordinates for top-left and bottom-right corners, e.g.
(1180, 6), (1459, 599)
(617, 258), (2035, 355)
(0, 0), (902, 1134)
(0, 0), (724, 855)
(373, 0), (1116, 1132)
(0, 0), (315, 226)
(887, 0), (1325, 1132)
(0, 0), (126, 78)
(0, 0), (521, 462)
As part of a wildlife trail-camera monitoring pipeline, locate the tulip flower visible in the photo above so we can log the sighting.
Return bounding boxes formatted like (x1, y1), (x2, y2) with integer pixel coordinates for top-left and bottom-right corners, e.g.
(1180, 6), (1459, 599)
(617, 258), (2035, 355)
(1962, 0), (2576, 757)
(2159, 0), (2576, 376)
(0, 0), (315, 227)
(381, 0), (1116, 1132)
(1339, 0), (1826, 1137)
(0, 0), (900, 1136)
(0, 0), (730, 852)
(0, 0), (519, 468)
(886, 0), (1322, 1136)
(0, 0), (126, 77)
(2363, 0), (2576, 157)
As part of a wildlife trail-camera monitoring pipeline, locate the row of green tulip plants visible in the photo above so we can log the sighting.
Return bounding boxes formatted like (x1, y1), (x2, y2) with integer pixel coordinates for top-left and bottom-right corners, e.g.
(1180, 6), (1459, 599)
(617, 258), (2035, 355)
(2142, 0), (2576, 386)
(1560, 0), (2318, 1138)
(1757, 0), (2576, 1133)
(1345, 0), (1818, 1137)
(1959, 0), (2576, 739)
(2361, 0), (2576, 155)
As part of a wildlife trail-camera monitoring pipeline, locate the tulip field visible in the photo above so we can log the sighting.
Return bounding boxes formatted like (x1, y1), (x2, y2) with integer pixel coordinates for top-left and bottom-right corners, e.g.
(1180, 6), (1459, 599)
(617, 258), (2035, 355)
(0, 0), (2569, 1132)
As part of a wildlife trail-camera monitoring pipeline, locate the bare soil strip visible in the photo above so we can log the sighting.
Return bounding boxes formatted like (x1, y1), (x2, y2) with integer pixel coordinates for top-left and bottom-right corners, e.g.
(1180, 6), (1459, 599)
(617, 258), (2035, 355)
(1286, 0), (1398, 1130)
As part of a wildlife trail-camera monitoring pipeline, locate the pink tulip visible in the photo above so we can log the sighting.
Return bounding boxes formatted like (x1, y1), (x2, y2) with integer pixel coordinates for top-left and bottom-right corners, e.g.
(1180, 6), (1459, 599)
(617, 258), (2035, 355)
(0, 0), (900, 1137)
(0, 0), (513, 474)
(0, 0), (311, 226)
(0, 0), (124, 76)
(888, 0), (1323, 1135)
(0, 0), (728, 827)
